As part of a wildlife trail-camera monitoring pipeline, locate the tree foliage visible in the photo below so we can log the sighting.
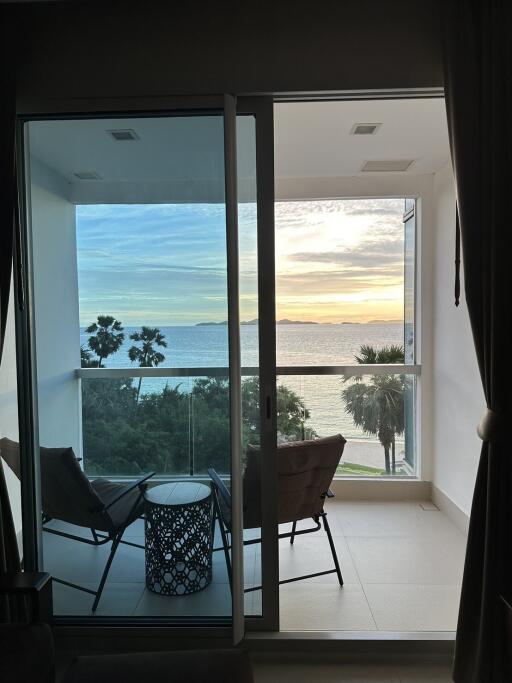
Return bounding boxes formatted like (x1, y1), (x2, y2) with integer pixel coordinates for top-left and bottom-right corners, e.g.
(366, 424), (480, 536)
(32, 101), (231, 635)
(80, 346), (99, 368)
(342, 344), (406, 474)
(128, 327), (167, 367)
(128, 326), (167, 402)
(82, 375), (315, 477)
(85, 316), (124, 368)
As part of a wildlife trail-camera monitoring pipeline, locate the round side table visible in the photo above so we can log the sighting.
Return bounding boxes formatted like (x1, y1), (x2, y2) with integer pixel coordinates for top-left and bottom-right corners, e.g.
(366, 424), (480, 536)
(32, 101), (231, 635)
(144, 482), (213, 596)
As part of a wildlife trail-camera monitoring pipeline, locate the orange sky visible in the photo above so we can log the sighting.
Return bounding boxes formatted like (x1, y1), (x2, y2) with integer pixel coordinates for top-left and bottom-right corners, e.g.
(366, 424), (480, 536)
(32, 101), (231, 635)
(273, 198), (405, 324)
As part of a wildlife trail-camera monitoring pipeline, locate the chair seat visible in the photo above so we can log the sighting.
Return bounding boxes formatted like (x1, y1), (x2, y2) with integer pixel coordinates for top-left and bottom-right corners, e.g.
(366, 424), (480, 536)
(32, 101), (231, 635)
(91, 479), (145, 532)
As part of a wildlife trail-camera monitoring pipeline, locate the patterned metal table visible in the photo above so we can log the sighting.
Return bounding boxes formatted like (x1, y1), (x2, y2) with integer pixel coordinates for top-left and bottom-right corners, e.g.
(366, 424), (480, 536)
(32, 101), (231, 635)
(144, 482), (213, 596)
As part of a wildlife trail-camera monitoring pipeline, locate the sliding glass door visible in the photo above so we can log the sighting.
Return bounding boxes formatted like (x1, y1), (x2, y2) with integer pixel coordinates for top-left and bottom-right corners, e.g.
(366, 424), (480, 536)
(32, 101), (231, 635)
(16, 96), (277, 634)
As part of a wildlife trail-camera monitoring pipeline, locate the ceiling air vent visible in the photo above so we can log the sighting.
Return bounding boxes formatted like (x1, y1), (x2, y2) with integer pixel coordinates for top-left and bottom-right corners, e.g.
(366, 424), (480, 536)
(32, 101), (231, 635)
(73, 171), (102, 180)
(107, 129), (140, 141)
(361, 159), (414, 173)
(350, 123), (381, 135)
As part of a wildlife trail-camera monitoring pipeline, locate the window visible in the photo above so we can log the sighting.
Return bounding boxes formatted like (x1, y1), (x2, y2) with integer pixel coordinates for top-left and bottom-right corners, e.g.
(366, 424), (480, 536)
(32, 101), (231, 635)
(275, 197), (418, 477)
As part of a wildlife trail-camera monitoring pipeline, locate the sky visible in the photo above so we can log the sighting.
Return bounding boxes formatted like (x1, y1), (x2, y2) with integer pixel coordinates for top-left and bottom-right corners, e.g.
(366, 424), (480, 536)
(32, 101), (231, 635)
(76, 198), (405, 326)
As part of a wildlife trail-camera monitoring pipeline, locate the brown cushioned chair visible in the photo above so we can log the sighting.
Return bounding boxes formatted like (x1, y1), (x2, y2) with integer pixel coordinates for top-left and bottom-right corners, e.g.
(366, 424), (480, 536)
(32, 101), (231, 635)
(0, 438), (154, 612)
(209, 434), (346, 592)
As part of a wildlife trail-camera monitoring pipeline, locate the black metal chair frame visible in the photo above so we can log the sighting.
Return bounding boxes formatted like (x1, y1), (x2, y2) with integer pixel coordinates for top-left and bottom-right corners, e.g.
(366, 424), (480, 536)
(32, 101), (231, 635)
(42, 472), (154, 612)
(208, 469), (343, 593)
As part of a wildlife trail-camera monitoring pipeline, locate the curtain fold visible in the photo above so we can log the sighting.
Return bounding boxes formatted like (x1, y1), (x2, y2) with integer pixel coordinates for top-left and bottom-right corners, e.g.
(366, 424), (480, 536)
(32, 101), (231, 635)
(442, 1), (512, 680)
(0, 6), (23, 621)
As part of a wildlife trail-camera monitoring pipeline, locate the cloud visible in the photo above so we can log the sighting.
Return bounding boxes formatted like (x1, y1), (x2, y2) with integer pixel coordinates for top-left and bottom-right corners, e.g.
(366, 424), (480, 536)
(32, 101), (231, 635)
(277, 269), (403, 296)
(290, 248), (402, 269)
(275, 197), (404, 230)
(77, 199), (406, 324)
(342, 198), (404, 216)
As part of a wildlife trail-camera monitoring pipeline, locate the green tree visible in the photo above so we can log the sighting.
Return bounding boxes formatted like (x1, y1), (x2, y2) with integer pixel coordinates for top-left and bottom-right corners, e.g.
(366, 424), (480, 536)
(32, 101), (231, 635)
(342, 344), (405, 474)
(241, 376), (317, 445)
(128, 326), (167, 401)
(80, 345), (99, 368)
(80, 373), (316, 477)
(85, 316), (124, 368)
(354, 344), (405, 365)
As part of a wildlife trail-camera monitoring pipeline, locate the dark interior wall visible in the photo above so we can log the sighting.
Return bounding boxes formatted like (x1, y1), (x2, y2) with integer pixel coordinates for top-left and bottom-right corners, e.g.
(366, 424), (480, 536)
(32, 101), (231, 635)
(6, 0), (442, 110)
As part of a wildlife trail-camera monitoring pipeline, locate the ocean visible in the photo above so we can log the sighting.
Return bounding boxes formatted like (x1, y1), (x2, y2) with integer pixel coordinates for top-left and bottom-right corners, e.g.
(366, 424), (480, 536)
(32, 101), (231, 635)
(80, 322), (404, 442)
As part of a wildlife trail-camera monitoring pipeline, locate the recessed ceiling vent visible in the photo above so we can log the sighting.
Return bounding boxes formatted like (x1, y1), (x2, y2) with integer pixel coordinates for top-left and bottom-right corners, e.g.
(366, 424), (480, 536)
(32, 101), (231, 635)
(361, 159), (414, 173)
(107, 128), (140, 141)
(350, 123), (381, 135)
(73, 171), (102, 180)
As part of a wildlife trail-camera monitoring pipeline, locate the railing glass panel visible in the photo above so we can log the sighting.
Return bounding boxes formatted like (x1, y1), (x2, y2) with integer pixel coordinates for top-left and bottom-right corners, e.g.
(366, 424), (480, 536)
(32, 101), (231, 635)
(80, 366), (418, 478)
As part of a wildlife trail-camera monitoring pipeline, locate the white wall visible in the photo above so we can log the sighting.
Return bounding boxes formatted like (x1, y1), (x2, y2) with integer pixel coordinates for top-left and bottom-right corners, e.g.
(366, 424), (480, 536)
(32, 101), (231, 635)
(29, 157), (82, 457)
(0, 284), (23, 545)
(431, 162), (482, 516)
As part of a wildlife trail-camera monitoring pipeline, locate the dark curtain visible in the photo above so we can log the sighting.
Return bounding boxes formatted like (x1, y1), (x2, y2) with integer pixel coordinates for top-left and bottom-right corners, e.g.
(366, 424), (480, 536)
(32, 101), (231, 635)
(0, 5), (23, 621)
(442, 1), (512, 680)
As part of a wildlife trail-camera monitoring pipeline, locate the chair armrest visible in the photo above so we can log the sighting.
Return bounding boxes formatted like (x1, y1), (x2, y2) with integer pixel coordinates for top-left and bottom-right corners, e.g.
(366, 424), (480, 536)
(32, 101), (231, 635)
(102, 472), (156, 512)
(207, 468), (232, 511)
(0, 572), (53, 622)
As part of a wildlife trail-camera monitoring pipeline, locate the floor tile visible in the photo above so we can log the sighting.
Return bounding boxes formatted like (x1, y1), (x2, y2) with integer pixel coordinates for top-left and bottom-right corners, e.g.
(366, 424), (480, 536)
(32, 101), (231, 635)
(347, 536), (465, 585)
(327, 501), (464, 541)
(133, 581), (232, 617)
(53, 581), (144, 616)
(212, 545), (258, 587)
(275, 534), (359, 585)
(42, 502), (467, 631)
(279, 583), (376, 631)
(364, 584), (461, 631)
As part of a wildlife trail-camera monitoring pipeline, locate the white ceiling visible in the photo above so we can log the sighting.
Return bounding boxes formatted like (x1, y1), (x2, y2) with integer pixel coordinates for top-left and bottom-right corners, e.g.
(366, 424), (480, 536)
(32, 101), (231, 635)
(274, 98), (450, 178)
(28, 98), (450, 204)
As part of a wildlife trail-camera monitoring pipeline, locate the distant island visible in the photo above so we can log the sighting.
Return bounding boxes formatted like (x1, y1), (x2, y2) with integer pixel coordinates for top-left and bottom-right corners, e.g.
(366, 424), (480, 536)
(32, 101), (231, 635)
(196, 321), (228, 326)
(196, 319), (319, 326)
(195, 319), (400, 326)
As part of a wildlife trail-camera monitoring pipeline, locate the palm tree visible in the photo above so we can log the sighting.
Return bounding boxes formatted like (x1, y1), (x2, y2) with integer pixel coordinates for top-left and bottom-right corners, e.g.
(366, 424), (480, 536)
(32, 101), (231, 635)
(354, 344), (405, 365)
(342, 344), (405, 474)
(128, 326), (167, 402)
(85, 316), (124, 368)
(80, 345), (99, 368)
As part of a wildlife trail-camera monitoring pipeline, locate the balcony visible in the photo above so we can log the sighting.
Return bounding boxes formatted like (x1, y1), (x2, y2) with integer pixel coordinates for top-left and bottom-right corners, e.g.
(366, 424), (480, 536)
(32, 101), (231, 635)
(44, 497), (465, 629)
(38, 362), (463, 630)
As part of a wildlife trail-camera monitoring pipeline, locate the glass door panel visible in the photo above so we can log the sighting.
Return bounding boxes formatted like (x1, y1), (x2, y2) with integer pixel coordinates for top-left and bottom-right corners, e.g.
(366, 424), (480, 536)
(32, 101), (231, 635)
(24, 112), (236, 622)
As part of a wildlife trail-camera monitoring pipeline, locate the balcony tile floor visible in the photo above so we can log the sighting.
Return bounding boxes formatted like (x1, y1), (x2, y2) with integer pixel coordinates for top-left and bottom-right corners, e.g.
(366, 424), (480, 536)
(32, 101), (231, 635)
(44, 499), (465, 631)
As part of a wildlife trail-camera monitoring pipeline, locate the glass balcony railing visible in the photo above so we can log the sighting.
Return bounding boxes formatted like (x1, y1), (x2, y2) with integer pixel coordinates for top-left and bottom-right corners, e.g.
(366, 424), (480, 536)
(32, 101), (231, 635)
(277, 372), (417, 477)
(77, 365), (419, 479)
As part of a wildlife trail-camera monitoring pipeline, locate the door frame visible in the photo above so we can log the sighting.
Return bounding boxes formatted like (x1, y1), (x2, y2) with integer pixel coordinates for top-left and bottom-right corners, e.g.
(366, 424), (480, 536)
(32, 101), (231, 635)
(14, 93), (279, 635)
(238, 96), (279, 632)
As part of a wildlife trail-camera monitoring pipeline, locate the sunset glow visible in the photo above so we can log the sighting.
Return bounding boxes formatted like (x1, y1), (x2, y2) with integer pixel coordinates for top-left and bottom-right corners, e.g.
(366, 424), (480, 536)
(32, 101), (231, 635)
(77, 198), (405, 326)
(275, 198), (404, 323)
